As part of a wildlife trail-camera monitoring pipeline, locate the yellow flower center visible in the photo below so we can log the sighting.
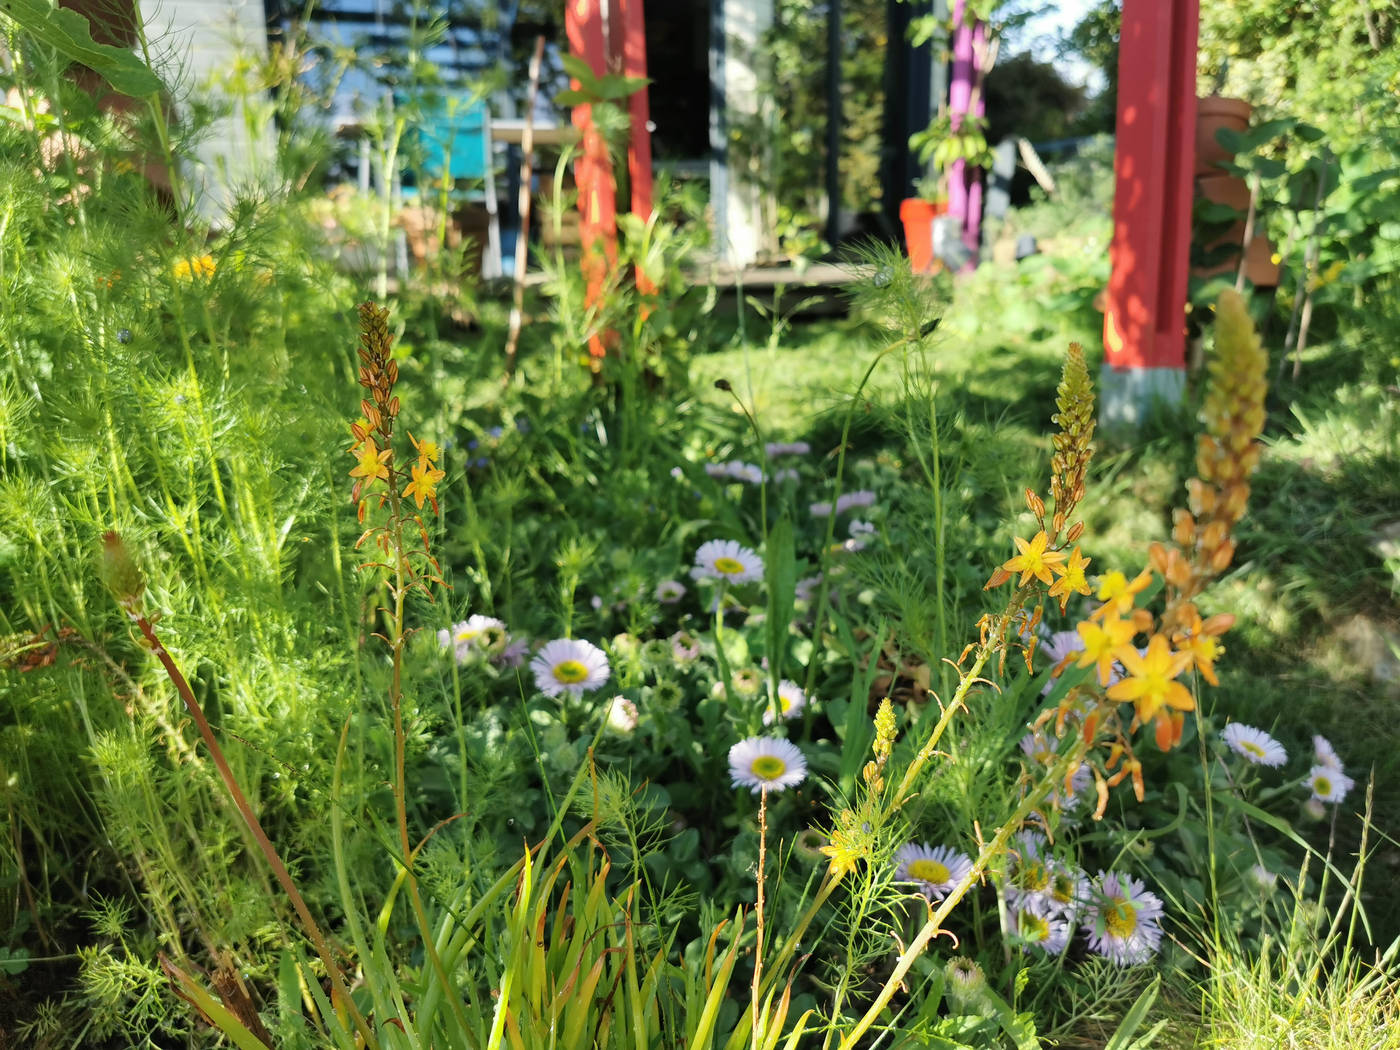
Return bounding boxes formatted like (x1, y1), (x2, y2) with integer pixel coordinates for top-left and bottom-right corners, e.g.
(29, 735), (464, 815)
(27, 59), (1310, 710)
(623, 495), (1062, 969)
(714, 556), (746, 576)
(553, 660), (589, 684)
(1103, 899), (1138, 938)
(1017, 859), (1050, 892)
(1240, 741), (1266, 761)
(456, 629), (480, 643)
(779, 694), (793, 713)
(750, 755), (787, 780)
(1315, 775), (1332, 795)
(907, 859), (951, 884)
(1021, 912), (1049, 940)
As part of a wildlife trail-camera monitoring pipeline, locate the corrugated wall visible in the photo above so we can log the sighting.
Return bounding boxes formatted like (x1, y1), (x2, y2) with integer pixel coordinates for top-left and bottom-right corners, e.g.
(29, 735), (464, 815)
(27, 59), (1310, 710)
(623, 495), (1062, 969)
(144, 0), (274, 220)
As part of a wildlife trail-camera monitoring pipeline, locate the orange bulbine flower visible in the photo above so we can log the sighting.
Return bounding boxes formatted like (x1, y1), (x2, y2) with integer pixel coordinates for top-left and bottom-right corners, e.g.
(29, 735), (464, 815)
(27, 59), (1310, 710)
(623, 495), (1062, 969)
(349, 436), (392, 484)
(1048, 546), (1093, 609)
(1108, 634), (1194, 723)
(1172, 608), (1235, 686)
(1091, 568), (1152, 620)
(1000, 531), (1067, 587)
(1075, 616), (1137, 686)
(402, 459), (445, 510)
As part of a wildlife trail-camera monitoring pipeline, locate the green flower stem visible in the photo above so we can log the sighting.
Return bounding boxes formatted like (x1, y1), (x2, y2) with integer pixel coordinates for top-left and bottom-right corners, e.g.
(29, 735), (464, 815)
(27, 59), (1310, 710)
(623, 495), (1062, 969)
(839, 741), (1088, 1050)
(131, 612), (377, 1049)
(885, 590), (1031, 819)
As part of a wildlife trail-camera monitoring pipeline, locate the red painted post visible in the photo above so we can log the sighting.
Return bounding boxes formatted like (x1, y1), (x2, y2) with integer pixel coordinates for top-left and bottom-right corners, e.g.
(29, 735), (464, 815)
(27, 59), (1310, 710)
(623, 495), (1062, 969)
(1102, 0), (1199, 426)
(566, 0), (619, 361)
(616, 0), (658, 302)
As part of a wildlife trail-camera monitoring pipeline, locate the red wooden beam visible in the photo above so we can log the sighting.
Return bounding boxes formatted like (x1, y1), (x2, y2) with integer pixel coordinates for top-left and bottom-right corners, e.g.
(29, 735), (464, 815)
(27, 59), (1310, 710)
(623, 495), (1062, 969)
(566, 0), (619, 361)
(1102, 0), (1198, 422)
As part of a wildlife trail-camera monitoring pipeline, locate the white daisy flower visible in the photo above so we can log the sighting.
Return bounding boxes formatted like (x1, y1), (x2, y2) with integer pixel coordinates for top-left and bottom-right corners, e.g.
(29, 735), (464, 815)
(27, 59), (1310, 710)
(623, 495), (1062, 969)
(692, 539), (764, 585)
(1305, 763), (1355, 804)
(1082, 871), (1165, 966)
(605, 696), (639, 734)
(728, 736), (808, 793)
(529, 638), (611, 698)
(1012, 899), (1072, 954)
(1036, 630), (1085, 695)
(765, 441), (811, 457)
(1005, 831), (1054, 910)
(438, 615), (507, 664)
(848, 519), (876, 537)
(762, 679), (808, 724)
(894, 842), (974, 901)
(1313, 734), (1343, 771)
(1222, 723), (1287, 767)
(1047, 862), (1089, 918)
(655, 579), (687, 603)
(835, 490), (877, 514)
(770, 467), (801, 483)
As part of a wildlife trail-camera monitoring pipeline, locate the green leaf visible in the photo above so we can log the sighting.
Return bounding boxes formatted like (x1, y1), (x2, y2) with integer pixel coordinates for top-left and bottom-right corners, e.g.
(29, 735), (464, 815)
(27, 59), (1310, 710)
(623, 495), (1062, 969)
(0, 0), (163, 97)
(553, 89), (592, 108)
(1104, 976), (1164, 1050)
(763, 516), (797, 681)
(559, 53), (597, 85)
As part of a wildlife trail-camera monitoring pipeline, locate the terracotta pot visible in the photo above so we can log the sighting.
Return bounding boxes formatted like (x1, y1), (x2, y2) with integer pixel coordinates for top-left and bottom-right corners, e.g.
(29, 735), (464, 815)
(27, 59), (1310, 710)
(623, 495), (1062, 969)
(1196, 95), (1252, 176)
(899, 197), (947, 275)
(1191, 174), (1279, 286)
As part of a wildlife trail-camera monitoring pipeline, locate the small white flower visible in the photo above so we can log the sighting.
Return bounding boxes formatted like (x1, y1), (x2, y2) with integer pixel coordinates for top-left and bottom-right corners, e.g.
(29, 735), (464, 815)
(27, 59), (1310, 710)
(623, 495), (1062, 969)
(1012, 899), (1072, 955)
(835, 489), (877, 514)
(765, 441), (810, 457)
(809, 501), (834, 517)
(1313, 734), (1343, 771)
(606, 696), (639, 733)
(655, 579), (687, 603)
(728, 736), (808, 793)
(692, 539), (764, 585)
(762, 679), (808, 724)
(770, 467), (800, 483)
(438, 615), (508, 664)
(795, 574), (823, 602)
(1222, 723), (1287, 767)
(530, 638), (611, 698)
(894, 842), (974, 901)
(1248, 864), (1277, 892)
(1305, 763), (1355, 804)
(848, 519), (876, 537)
(1082, 871), (1165, 966)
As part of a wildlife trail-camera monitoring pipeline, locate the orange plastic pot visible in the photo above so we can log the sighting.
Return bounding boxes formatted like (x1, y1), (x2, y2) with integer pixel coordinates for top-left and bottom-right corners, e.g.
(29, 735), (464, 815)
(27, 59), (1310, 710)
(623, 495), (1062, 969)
(900, 197), (947, 274)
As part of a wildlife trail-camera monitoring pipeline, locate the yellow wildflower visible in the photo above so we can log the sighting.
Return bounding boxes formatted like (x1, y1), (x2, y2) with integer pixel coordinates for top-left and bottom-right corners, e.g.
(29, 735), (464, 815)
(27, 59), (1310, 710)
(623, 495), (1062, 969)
(1048, 546), (1093, 609)
(1091, 568), (1152, 620)
(1075, 616), (1137, 686)
(172, 254), (216, 281)
(349, 437), (392, 484)
(1000, 531), (1067, 588)
(402, 459), (445, 510)
(1107, 634), (1194, 723)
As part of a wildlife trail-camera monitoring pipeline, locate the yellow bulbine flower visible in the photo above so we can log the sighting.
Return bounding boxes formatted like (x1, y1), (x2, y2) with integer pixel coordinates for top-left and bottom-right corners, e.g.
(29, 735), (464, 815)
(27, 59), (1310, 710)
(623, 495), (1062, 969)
(1075, 616), (1137, 686)
(1001, 531), (1066, 587)
(402, 459), (445, 510)
(409, 432), (441, 465)
(1106, 634), (1195, 722)
(1048, 546), (1092, 608)
(1091, 568), (1152, 620)
(349, 437), (391, 484)
(172, 254), (216, 281)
